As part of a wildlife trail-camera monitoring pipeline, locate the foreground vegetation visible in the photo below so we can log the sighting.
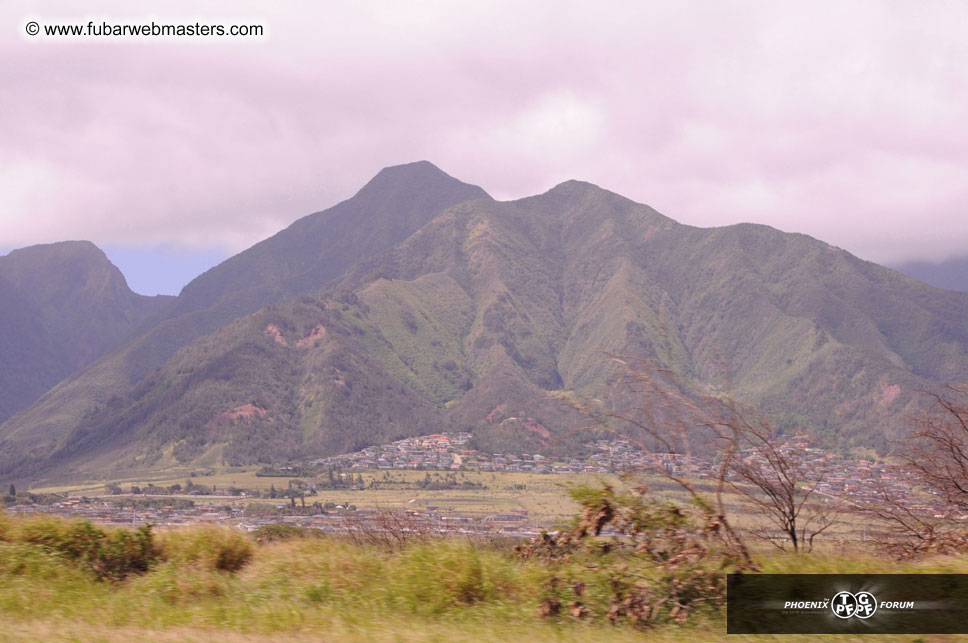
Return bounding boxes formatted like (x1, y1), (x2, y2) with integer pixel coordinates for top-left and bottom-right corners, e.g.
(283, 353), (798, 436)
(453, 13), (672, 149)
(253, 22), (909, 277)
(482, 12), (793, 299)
(0, 511), (653, 641)
(3, 499), (968, 642)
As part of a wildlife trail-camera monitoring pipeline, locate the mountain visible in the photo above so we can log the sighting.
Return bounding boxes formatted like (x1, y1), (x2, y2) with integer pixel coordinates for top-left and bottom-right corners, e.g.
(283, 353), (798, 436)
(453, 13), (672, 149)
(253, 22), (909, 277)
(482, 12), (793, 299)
(0, 162), (489, 470)
(4, 167), (968, 481)
(893, 257), (968, 292)
(115, 160), (491, 387)
(0, 241), (173, 424)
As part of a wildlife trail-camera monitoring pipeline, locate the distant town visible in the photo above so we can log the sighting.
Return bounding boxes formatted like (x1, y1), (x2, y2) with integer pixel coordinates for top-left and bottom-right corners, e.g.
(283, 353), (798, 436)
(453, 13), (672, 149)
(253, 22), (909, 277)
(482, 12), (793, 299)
(311, 431), (933, 512)
(4, 431), (948, 535)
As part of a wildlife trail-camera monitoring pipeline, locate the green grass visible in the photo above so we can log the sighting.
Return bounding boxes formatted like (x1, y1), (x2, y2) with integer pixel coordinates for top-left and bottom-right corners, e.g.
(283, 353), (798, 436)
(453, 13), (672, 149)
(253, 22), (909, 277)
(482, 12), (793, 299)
(0, 512), (644, 641)
(4, 508), (968, 642)
(0, 522), (668, 641)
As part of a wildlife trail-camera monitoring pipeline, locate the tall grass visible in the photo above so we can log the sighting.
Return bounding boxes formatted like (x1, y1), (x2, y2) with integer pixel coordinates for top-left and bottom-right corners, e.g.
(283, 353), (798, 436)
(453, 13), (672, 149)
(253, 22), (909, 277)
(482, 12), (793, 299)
(158, 524), (253, 572)
(3, 510), (968, 641)
(0, 512), (552, 637)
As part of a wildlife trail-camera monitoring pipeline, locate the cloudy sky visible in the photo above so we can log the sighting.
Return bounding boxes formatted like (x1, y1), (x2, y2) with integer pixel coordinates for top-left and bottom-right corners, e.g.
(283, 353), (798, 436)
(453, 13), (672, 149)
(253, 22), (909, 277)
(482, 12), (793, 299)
(2, 1), (967, 295)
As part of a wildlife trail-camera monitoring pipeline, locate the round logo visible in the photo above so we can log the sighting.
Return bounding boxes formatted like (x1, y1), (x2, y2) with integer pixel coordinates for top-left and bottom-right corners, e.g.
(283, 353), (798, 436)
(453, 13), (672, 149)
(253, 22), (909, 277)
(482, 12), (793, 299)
(832, 591), (877, 619)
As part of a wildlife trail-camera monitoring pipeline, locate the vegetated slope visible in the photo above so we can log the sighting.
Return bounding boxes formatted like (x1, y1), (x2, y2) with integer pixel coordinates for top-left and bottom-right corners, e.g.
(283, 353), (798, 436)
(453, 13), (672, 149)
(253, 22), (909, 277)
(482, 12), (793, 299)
(0, 162), (489, 456)
(8, 174), (968, 480)
(341, 181), (968, 453)
(639, 222), (968, 449)
(894, 257), (968, 292)
(0, 241), (173, 423)
(38, 296), (449, 473)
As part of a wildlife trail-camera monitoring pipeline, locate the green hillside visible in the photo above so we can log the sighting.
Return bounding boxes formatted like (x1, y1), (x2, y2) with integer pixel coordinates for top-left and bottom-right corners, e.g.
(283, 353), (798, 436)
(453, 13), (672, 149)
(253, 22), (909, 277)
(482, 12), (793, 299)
(4, 167), (968, 479)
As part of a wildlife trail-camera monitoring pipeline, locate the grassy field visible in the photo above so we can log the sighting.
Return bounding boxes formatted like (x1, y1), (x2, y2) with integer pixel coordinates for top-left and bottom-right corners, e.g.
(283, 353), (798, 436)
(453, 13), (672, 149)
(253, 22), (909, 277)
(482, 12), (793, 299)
(30, 470), (626, 525)
(0, 512), (687, 642)
(1, 508), (967, 642)
(28, 468), (882, 544)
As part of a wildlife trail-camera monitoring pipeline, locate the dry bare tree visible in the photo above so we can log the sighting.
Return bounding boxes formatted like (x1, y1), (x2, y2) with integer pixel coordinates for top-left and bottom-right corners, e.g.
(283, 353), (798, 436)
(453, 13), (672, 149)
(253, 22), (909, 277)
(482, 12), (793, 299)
(727, 423), (842, 553)
(859, 482), (949, 558)
(342, 507), (433, 550)
(858, 385), (968, 557)
(567, 353), (847, 555)
(903, 386), (968, 510)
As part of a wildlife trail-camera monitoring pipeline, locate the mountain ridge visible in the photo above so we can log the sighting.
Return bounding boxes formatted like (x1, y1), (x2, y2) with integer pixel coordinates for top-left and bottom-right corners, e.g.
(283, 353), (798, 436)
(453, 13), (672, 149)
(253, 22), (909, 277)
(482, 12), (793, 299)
(3, 165), (968, 481)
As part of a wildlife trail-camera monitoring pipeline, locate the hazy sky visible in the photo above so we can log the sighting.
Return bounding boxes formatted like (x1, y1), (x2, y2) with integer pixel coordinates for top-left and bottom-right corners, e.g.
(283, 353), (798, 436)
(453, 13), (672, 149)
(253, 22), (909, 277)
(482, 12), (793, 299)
(2, 1), (967, 295)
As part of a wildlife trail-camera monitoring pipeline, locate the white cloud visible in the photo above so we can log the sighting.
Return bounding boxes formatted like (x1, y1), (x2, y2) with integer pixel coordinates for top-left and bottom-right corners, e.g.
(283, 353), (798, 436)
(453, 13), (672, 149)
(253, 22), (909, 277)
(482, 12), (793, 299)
(0, 0), (966, 265)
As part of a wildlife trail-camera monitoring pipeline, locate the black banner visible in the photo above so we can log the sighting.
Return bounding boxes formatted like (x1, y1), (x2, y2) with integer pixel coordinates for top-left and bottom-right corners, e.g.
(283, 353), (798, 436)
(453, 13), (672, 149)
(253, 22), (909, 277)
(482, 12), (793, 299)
(727, 574), (968, 634)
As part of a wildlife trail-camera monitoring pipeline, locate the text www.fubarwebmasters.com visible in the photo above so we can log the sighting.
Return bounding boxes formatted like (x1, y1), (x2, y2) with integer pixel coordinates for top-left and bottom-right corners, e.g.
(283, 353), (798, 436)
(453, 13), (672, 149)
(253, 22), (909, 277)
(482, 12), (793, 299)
(24, 20), (265, 39)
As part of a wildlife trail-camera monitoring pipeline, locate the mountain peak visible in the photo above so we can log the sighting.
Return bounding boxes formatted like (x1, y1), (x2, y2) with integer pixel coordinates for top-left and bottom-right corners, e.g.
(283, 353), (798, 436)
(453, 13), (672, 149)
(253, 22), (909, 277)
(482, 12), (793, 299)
(372, 160), (451, 181)
(376, 159), (445, 177)
(535, 179), (619, 206)
(550, 178), (601, 191)
(3, 239), (106, 263)
(546, 179), (606, 194)
(0, 240), (118, 290)
(356, 161), (490, 202)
